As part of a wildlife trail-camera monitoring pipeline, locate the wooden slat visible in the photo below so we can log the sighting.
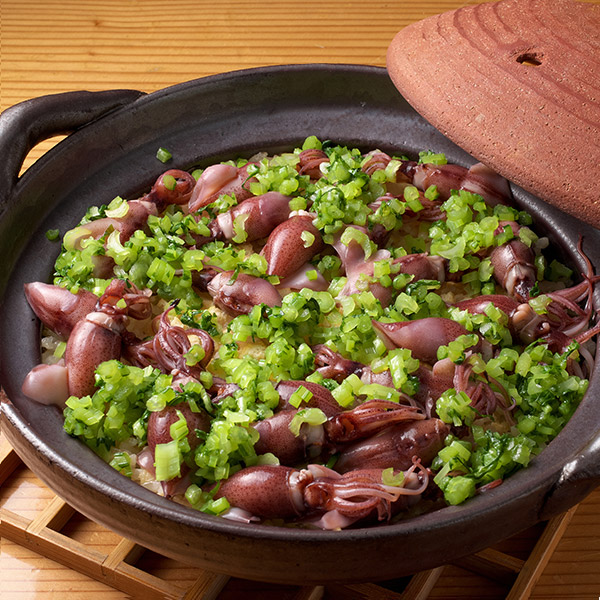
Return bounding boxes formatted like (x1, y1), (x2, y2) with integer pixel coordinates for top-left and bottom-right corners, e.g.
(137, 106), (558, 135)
(0, 494), (188, 599)
(102, 538), (146, 572)
(27, 496), (76, 534)
(402, 567), (445, 600)
(330, 582), (405, 600)
(0, 437), (21, 485)
(180, 572), (231, 600)
(457, 547), (524, 584)
(292, 587), (325, 600)
(1, 507), (108, 578)
(507, 508), (577, 600)
(105, 561), (182, 600)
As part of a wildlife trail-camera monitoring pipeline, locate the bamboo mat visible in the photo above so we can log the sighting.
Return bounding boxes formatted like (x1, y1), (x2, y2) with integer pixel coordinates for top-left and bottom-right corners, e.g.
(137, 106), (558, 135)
(2, 0), (600, 597)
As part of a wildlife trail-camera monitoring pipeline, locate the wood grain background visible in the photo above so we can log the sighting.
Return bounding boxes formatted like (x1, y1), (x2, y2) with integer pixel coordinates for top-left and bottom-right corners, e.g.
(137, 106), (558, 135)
(1, 1), (600, 597)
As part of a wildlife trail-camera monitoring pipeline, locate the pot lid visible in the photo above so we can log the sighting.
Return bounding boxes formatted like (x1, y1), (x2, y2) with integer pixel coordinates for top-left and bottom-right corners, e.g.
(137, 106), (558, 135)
(386, 0), (600, 228)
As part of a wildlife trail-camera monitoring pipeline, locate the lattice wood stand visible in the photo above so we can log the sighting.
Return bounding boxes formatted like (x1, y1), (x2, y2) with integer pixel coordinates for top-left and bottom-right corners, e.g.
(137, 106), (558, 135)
(0, 433), (583, 599)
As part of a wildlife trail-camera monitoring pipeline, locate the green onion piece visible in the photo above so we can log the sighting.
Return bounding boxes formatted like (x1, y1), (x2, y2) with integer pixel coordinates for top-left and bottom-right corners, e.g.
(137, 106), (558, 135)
(302, 135), (322, 150)
(424, 185), (439, 201)
(181, 249), (206, 271)
(438, 439), (472, 464)
(162, 174), (177, 191)
(255, 452), (280, 465)
(546, 259), (573, 281)
(147, 256), (176, 284)
(232, 213), (250, 243)
(289, 196), (307, 211)
(105, 196), (129, 218)
(169, 410), (189, 441)
(418, 150), (447, 165)
(403, 186), (423, 212)
(436, 389), (476, 426)
(154, 439), (181, 481)
(289, 408), (327, 436)
(185, 344), (206, 367)
(340, 226), (376, 260)
(156, 147), (172, 163)
(45, 229), (60, 241)
(331, 374), (362, 408)
(358, 383), (400, 403)
(301, 230), (315, 248)
(528, 294), (551, 315)
(288, 385), (314, 408)
(63, 225), (93, 251)
(440, 475), (476, 505)
(109, 451), (133, 478)
(208, 496), (231, 515)
(146, 387), (176, 412)
(54, 341), (67, 358)
(382, 467), (405, 486)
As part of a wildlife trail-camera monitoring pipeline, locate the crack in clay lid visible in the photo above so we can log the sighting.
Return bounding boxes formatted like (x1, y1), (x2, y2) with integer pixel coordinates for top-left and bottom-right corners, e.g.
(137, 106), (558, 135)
(386, 0), (600, 228)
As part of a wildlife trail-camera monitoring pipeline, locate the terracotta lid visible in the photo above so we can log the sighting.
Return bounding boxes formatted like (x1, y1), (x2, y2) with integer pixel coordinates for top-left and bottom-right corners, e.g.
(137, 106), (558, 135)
(386, 0), (600, 228)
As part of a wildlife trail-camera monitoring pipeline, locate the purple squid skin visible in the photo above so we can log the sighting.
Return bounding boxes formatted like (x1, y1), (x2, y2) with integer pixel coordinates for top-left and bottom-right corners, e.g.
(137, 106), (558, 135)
(21, 363), (70, 407)
(215, 464), (311, 519)
(331, 226), (394, 307)
(213, 191), (292, 243)
(207, 271), (281, 316)
(69, 168), (194, 249)
(373, 317), (475, 364)
(22, 279), (153, 404)
(324, 400), (424, 444)
(253, 400), (424, 466)
(278, 262), (329, 292)
(188, 163), (256, 213)
(148, 169), (196, 207)
(253, 410), (315, 465)
(489, 239), (537, 302)
(411, 162), (512, 206)
(64, 312), (124, 398)
(276, 380), (341, 417)
(24, 282), (98, 339)
(334, 418), (450, 474)
(261, 214), (324, 278)
(455, 294), (520, 317)
(393, 253), (447, 283)
(313, 344), (364, 383)
(68, 199), (158, 251)
(147, 403), (211, 452)
(297, 148), (329, 179)
(342, 258), (393, 308)
(214, 462), (428, 527)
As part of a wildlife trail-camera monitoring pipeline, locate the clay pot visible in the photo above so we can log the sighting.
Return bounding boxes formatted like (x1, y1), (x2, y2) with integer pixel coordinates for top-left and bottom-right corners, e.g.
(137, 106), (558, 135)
(1, 65), (599, 584)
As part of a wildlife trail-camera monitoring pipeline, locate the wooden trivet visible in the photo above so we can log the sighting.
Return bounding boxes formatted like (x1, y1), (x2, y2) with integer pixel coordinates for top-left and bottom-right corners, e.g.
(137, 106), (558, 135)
(0, 432), (580, 599)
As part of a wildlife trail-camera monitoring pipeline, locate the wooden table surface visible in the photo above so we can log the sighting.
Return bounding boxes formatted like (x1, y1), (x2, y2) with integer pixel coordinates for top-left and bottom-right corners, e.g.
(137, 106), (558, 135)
(2, 1), (600, 598)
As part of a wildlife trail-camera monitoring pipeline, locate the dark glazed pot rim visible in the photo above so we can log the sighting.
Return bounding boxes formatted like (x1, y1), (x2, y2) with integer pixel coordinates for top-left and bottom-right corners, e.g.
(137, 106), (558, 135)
(1, 64), (599, 582)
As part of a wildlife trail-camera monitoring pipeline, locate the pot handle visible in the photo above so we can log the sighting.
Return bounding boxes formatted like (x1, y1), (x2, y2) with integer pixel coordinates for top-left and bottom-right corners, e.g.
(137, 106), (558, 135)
(0, 89), (145, 207)
(539, 432), (600, 519)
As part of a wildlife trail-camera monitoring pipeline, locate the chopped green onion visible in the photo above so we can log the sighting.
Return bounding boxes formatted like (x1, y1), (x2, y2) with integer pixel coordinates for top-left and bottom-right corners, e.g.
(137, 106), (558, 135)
(288, 385), (314, 408)
(154, 439), (181, 481)
(289, 408), (327, 436)
(382, 467), (405, 486)
(156, 147), (172, 163)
